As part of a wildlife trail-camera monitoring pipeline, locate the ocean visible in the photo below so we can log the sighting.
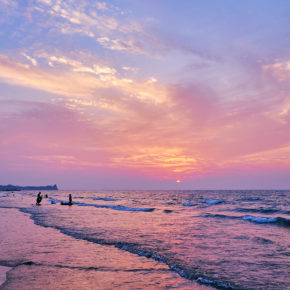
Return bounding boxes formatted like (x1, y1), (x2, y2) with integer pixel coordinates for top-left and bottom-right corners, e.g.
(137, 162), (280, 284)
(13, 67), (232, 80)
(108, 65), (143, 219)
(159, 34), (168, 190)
(0, 190), (289, 289)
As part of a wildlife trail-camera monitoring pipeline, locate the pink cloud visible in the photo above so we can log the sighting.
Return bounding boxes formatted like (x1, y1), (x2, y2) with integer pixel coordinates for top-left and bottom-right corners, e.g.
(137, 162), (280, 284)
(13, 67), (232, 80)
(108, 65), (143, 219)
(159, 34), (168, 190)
(1, 53), (290, 187)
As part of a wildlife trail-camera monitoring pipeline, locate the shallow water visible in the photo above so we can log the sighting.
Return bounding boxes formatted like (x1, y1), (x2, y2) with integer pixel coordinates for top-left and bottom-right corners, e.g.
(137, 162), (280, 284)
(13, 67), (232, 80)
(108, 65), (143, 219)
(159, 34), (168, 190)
(0, 190), (289, 289)
(0, 207), (206, 289)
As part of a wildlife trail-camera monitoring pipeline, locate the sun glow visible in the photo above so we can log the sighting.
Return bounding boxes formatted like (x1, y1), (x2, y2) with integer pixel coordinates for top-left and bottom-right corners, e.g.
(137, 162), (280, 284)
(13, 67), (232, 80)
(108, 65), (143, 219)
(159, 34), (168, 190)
(111, 147), (198, 176)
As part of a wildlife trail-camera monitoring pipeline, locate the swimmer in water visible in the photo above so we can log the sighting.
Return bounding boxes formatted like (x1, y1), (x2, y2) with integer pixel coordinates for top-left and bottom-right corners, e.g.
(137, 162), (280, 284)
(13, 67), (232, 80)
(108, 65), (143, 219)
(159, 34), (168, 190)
(36, 192), (42, 205)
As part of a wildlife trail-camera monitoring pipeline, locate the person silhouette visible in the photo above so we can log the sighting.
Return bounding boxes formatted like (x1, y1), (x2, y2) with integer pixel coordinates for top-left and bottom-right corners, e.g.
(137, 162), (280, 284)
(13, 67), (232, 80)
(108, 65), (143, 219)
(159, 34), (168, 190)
(36, 192), (42, 205)
(69, 194), (72, 205)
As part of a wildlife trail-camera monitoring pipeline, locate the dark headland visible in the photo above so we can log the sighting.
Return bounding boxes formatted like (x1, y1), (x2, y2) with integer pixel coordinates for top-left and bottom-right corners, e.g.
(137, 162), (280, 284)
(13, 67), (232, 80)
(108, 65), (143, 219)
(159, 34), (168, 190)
(0, 184), (58, 191)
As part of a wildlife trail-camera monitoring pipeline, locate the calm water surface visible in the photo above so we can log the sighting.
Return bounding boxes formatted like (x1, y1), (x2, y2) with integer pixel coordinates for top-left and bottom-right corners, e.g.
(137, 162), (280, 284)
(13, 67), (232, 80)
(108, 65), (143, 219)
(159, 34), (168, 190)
(0, 190), (289, 289)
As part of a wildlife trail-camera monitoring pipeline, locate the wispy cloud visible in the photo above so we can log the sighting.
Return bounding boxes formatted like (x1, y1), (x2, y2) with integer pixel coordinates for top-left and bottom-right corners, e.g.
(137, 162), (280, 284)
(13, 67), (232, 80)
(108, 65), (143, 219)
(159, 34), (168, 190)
(0, 54), (168, 107)
(31, 0), (147, 55)
(263, 60), (290, 82)
(0, 0), (219, 58)
(97, 36), (145, 54)
(22, 53), (38, 66)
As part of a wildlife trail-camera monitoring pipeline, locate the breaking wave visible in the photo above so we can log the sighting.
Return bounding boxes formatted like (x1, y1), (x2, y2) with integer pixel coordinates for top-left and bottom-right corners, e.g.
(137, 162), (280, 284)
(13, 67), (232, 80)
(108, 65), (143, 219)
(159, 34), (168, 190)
(234, 207), (290, 215)
(48, 199), (154, 212)
(93, 197), (119, 201)
(201, 213), (290, 228)
(242, 215), (290, 227)
(203, 199), (223, 205)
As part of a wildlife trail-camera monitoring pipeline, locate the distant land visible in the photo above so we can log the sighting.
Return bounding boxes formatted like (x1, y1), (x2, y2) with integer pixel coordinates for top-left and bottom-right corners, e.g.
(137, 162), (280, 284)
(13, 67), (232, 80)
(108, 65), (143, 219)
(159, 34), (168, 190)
(0, 184), (58, 191)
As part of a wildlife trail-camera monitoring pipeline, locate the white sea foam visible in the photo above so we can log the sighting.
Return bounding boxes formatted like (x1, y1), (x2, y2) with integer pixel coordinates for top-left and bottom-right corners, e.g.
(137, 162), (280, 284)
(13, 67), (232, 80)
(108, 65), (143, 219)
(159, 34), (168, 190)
(197, 277), (214, 284)
(242, 215), (277, 223)
(49, 199), (154, 212)
(48, 199), (61, 204)
(183, 202), (196, 206)
(203, 199), (223, 205)
(93, 197), (118, 201)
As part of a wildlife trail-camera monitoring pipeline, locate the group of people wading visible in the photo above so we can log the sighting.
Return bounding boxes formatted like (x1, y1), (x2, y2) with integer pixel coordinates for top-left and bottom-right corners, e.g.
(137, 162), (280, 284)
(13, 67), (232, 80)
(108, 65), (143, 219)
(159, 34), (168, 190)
(36, 192), (72, 206)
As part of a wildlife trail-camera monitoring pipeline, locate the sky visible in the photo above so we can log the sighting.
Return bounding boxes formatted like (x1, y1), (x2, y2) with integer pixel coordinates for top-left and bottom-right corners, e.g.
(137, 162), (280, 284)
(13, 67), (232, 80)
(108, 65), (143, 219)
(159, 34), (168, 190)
(0, 0), (290, 190)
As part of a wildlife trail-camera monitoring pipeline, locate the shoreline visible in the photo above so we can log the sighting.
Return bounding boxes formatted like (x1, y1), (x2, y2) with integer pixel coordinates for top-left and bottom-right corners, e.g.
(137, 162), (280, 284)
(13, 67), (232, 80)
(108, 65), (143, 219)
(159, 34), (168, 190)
(0, 266), (11, 288)
(0, 205), (209, 289)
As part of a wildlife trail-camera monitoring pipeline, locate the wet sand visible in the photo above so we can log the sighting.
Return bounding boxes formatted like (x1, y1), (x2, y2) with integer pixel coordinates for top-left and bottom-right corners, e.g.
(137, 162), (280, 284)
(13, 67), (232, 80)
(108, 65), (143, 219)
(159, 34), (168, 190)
(0, 266), (11, 287)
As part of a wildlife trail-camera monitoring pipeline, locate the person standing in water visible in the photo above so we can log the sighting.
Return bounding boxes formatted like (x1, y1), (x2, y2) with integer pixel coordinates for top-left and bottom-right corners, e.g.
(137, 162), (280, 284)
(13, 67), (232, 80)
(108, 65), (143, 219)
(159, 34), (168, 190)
(36, 192), (42, 205)
(69, 194), (72, 205)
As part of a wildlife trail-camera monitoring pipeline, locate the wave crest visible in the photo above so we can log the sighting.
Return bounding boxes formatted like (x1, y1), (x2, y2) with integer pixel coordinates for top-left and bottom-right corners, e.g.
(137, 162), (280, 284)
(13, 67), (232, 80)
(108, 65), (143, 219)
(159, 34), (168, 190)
(48, 199), (154, 212)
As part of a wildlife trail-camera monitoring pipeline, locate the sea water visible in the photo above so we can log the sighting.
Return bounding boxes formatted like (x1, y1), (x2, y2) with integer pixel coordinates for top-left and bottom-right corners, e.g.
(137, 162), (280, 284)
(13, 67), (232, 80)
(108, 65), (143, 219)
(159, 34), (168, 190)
(0, 190), (289, 289)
